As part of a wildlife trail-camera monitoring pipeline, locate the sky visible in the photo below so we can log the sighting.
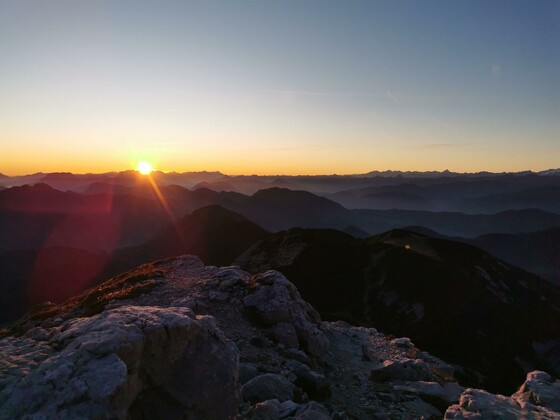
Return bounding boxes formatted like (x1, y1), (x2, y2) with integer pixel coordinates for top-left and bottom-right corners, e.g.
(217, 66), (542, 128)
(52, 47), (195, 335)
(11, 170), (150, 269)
(1, 0), (559, 175)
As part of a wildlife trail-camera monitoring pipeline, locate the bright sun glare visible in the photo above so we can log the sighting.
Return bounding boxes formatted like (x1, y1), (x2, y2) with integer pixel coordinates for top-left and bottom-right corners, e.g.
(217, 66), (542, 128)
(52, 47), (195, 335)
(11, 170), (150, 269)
(136, 161), (153, 175)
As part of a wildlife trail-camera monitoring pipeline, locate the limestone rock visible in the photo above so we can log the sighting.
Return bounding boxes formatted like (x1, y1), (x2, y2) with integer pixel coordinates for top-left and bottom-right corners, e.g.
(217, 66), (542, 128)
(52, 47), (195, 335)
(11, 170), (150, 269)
(445, 371), (560, 419)
(391, 337), (413, 348)
(239, 362), (260, 384)
(272, 322), (299, 348)
(294, 401), (331, 419)
(0, 305), (239, 419)
(393, 381), (462, 404)
(246, 399), (281, 420)
(243, 270), (329, 357)
(512, 371), (560, 412)
(371, 358), (439, 382)
(288, 359), (331, 400)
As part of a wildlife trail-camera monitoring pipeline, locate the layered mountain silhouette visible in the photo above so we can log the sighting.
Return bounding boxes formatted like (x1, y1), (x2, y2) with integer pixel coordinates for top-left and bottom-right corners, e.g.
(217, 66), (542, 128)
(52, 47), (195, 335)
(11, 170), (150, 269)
(458, 185), (560, 214)
(327, 173), (560, 213)
(3, 183), (559, 254)
(219, 187), (350, 232)
(354, 208), (560, 237)
(0, 184), (173, 251)
(236, 228), (560, 393)
(3, 169), (558, 206)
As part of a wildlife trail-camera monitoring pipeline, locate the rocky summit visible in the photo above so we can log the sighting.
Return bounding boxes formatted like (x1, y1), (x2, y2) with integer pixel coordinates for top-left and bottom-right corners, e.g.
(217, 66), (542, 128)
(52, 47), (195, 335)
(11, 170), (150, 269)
(1, 256), (559, 419)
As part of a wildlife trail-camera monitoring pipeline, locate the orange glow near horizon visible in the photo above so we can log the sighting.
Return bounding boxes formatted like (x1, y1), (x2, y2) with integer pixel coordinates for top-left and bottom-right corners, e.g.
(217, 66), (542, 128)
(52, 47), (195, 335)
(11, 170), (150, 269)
(0, 144), (558, 177)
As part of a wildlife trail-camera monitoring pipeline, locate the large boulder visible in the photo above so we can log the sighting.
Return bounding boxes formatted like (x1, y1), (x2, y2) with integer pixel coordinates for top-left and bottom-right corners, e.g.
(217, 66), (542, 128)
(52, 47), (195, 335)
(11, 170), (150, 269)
(243, 271), (329, 357)
(512, 371), (560, 412)
(0, 305), (239, 419)
(242, 373), (296, 403)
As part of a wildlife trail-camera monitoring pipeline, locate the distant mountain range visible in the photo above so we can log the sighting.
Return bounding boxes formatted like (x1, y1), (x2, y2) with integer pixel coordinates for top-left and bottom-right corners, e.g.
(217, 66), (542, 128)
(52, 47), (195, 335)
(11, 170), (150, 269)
(1, 169), (559, 197)
(361, 169), (560, 178)
(353, 208), (560, 238)
(326, 175), (560, 213)
(2, 182), (559, 251)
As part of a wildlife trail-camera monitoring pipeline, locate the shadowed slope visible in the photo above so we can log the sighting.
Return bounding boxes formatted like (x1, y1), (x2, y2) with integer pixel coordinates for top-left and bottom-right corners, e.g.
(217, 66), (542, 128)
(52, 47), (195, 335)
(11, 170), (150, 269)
(470, 228), (560, 286)
(236, 228), (560, 393)
(107, 205), (269, 272)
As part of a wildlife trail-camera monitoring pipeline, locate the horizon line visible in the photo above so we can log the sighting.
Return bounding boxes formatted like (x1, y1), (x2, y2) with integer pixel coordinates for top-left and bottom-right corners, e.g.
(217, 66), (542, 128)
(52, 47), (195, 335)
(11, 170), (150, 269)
(1, 167), (559, 178)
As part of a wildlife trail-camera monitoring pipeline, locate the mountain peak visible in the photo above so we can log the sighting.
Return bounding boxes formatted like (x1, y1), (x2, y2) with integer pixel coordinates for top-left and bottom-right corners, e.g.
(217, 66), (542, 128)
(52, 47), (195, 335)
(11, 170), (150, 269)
(188, 204), (249, 221)
(2, 256), (558, 419)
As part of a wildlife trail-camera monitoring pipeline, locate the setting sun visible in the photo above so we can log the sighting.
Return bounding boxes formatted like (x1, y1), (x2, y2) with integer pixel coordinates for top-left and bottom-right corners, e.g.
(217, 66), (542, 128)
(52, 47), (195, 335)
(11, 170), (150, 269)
(136, 161), (153, 175)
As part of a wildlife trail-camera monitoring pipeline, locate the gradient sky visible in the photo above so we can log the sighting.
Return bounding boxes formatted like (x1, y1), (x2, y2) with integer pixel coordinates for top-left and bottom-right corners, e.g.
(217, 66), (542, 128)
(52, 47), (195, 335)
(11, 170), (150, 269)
(1, 0), (559, 175)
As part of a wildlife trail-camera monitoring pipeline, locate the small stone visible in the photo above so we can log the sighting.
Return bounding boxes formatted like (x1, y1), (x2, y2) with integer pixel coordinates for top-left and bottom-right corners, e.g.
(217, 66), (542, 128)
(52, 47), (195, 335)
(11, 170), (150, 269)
(282, 348), (310, 364)
(246, 399), (281, 420)
(391, 337), (413, 348)
(295, 401), (331, 420)
(239, 363), (259, 384)
(279, 400), (299, 417)
(208, 290), (229, 302)
(242, 374), (296, 404)
(272, 322), (299, 348)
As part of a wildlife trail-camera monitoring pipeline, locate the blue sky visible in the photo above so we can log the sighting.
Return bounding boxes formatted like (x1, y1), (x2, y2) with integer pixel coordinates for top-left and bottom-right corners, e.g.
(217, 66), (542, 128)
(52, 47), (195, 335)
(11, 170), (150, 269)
(1, 0), (558, 174)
